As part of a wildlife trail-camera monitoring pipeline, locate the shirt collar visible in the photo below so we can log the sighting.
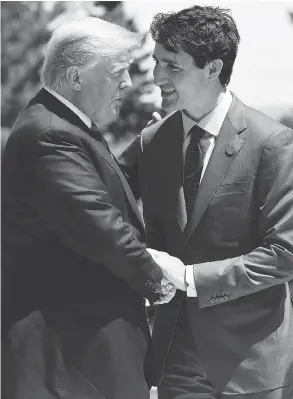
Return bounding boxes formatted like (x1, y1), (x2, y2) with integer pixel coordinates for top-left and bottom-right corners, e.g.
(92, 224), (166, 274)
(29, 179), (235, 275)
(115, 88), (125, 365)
(44, 87), (92, 129)
(182, 90), (232, 139)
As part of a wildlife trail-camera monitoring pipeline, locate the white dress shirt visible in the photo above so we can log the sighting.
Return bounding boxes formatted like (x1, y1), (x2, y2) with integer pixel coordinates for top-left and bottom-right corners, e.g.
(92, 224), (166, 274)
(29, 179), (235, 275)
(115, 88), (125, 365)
(44, 87), (92, 129)
(183, 90), (233, 296)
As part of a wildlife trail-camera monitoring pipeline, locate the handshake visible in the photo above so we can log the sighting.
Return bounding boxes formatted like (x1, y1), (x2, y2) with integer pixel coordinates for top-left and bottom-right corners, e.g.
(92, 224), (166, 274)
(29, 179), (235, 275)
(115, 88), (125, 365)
(147, 248), (187, 305)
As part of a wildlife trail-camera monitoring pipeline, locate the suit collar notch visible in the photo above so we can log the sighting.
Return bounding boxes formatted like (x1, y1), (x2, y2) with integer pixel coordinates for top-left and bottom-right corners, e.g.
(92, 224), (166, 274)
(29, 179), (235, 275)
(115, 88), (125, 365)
(227, 93), (247, 134)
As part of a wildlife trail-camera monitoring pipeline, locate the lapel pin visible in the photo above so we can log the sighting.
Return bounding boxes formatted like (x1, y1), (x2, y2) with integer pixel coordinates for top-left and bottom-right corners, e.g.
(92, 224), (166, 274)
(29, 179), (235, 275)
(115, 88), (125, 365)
(225, 143), (235, 156)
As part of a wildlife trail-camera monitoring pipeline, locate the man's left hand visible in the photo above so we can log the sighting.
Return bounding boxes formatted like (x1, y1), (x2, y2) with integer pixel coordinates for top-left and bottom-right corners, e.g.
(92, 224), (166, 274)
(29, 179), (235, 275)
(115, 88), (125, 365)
(147, 248), (187, 291)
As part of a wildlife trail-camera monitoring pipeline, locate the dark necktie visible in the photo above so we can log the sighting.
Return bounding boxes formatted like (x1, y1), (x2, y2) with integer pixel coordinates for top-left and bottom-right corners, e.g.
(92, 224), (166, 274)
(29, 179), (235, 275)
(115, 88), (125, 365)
(184, 125), (206, 218)
(90, 122), (111, 152)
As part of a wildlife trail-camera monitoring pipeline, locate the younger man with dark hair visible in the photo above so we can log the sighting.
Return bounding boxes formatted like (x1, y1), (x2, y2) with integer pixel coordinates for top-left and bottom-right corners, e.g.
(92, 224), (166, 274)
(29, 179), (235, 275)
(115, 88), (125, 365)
(121, 5), (293, 399)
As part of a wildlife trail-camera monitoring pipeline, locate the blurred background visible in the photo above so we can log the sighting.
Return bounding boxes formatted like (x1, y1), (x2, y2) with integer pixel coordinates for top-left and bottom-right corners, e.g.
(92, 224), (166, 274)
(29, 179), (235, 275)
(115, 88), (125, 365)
(1, 0), (293, 158)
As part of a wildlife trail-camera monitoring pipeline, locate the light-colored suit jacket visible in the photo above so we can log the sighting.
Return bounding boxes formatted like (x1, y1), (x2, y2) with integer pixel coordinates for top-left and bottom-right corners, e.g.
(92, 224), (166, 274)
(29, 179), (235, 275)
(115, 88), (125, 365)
(121, 94), (293, 394)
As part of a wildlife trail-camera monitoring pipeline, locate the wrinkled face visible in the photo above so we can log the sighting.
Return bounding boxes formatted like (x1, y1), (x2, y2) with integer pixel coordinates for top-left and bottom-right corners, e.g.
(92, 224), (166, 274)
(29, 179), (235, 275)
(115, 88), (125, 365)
(153, 43), (209, 118)
(79, 53), (132, 127)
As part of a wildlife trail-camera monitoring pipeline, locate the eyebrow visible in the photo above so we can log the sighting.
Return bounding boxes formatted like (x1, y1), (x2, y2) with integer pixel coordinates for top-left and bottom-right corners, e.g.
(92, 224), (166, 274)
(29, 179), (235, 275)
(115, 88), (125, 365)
(108, 61), (131, 74)
(152, 55), (179, 65)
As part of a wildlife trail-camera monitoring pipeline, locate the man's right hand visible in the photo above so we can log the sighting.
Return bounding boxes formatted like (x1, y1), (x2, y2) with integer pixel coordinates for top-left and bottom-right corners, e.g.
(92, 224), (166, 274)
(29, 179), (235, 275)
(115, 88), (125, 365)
(147, 248), (187, 291)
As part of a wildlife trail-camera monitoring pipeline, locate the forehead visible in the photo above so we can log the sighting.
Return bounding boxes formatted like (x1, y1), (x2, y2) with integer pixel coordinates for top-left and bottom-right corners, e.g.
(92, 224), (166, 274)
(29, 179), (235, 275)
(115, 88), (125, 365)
(153, 43), (194, 66)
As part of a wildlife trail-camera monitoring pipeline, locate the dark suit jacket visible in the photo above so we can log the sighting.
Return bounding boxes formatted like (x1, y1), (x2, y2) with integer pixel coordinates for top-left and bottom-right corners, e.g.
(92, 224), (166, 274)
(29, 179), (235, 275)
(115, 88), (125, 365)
(120, 94), (293, 394)
(1, 89), (163, 399)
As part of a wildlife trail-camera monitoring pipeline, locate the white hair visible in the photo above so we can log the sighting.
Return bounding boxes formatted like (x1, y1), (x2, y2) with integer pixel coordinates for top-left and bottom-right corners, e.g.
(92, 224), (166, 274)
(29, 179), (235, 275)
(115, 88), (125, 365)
(41, 17), (142, 89)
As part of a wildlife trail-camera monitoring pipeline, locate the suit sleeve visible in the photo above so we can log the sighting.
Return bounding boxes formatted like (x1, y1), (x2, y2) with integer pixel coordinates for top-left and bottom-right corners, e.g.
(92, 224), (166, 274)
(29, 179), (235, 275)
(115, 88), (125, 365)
(27, 130), (163, 302)
(193, 127), (293, 307)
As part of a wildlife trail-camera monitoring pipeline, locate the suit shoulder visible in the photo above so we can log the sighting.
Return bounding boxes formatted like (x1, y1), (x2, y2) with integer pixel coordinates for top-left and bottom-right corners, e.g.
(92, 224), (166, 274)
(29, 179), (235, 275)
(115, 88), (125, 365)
(245, 105), (292, 140)
(141, 111), (180, 144)
(6, 104), (81, 154)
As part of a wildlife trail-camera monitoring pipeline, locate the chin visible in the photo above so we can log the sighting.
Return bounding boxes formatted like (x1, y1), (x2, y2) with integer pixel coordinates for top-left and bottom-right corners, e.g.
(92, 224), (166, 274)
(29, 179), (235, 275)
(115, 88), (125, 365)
(161, 98), (180, 114)
(161, 102), (177, 114)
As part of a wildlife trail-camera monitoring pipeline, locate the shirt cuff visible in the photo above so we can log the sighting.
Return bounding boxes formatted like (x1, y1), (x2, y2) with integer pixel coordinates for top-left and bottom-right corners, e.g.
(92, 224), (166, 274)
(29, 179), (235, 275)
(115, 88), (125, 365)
(185, 265), (197, 297)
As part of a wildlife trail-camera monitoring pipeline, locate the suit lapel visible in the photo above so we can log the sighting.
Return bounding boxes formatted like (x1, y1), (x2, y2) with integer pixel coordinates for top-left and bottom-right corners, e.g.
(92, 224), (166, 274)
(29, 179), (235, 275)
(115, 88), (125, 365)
(34, 89), (144, 228)
(183, 95), (246, 243)
(158, 112), (187, 231)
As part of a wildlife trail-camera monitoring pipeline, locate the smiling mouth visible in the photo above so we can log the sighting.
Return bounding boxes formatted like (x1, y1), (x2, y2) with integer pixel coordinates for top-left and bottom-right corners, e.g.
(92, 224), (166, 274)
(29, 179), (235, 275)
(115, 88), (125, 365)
(161, 88), (176, 97)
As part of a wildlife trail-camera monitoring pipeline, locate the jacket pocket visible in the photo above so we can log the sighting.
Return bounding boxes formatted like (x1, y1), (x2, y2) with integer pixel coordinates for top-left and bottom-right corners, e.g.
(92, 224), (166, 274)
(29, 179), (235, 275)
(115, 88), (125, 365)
(214, 180), (252, 196)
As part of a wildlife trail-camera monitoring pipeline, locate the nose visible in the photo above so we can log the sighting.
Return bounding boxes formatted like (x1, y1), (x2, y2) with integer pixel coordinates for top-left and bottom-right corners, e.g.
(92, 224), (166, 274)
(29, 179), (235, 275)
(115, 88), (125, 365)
(153, 63), (168, 86)
(120, 70), (132, 90)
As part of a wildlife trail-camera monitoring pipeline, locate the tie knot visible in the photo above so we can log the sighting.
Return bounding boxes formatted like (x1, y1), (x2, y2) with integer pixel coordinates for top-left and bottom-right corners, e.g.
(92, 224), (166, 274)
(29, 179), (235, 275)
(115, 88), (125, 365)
(189, 125), (206, 145)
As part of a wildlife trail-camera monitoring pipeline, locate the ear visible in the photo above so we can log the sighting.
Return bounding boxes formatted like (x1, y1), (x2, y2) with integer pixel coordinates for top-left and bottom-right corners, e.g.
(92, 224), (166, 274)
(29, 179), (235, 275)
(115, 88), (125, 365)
(207, 59), (223, 81)
(66, 66), (82, 91)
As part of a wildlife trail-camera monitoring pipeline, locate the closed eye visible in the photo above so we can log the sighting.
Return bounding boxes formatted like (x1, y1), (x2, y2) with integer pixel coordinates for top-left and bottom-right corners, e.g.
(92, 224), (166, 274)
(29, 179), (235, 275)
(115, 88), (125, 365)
(152, 58), (181, 72)
(168, 64), (181, 71)
(112, 67), (127, 78)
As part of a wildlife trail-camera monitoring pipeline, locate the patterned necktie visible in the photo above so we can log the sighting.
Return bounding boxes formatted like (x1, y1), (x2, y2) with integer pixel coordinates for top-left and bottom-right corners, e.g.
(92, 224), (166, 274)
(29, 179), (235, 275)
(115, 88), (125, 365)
(90, 122), (110, 152)
(184, 125), (206, 218)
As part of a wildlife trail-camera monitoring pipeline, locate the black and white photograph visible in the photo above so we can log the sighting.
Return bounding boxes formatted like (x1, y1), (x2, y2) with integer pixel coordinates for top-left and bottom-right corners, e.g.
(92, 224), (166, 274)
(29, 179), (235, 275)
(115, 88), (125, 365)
(1, 1), (293, 398)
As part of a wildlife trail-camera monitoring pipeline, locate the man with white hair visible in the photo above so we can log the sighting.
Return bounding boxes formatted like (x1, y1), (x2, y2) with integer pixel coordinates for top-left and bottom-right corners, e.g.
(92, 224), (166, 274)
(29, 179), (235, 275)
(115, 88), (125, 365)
(2, 17), (177, 399)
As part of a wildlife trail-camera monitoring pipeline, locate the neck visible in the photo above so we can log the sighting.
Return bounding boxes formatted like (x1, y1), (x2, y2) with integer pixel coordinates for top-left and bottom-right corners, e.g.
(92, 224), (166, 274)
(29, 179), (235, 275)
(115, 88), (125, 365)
(58, 88), (93, 124)
(56, 87), (75, 106)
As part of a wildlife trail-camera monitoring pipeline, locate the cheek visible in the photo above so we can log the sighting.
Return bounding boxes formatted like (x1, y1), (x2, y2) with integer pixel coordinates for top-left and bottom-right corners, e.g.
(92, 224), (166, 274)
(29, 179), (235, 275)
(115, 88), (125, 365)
(84, 82), (100, 102)
(104, 76), (119, 95)
(110, 82), (120, 99)
(172, 72), (192, 92)
(89, 88), (102, 108)
(183, 79), (204, 100)
(93, 87), (110, 109)
(169, 71), (182, 84)
(176, 79), (194, 101)
(81, 90), (94, 111)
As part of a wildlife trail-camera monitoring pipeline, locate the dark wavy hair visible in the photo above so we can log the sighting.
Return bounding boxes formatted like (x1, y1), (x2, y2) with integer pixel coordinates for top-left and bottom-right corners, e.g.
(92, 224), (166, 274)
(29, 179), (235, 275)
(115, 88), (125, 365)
(150, 5), (240, 86)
